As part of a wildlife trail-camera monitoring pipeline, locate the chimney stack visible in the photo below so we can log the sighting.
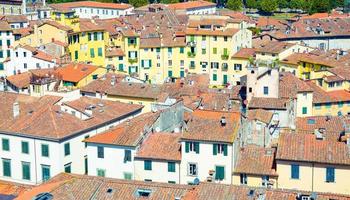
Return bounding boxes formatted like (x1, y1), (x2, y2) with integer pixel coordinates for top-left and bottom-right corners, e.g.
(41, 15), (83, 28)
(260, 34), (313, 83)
(220, 116), (226, 127)
(13, 102), (19, 118)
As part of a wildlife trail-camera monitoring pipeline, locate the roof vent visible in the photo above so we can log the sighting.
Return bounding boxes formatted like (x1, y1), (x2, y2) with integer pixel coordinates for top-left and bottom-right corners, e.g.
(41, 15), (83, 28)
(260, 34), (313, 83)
(135, 189), (152, 198)
(220, 116), (226, 127)
(106, 188), (113, 193)
(247, 189), (255, 197)
(33, 193), (53, 200)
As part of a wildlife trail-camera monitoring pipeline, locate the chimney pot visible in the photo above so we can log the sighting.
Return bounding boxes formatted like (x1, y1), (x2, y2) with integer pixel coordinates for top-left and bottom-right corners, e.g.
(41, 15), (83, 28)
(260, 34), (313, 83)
(13, 102), (19, 118)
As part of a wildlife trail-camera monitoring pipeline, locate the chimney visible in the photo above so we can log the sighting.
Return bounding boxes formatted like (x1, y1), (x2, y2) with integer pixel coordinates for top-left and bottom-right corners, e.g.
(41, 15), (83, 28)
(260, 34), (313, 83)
(13, 102), (20, 118)
(220, 116), (226, 127)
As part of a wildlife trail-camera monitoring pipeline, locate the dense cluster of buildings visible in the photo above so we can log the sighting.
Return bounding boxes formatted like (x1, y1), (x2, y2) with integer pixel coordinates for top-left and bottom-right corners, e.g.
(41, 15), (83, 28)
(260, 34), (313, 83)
(0, 0), (350, 199)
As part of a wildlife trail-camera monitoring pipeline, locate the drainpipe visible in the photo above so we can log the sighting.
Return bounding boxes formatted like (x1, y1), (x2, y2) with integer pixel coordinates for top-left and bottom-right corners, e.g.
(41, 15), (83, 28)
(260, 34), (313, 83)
(34, 139), (38, 185)
(311, 163), (314, 192)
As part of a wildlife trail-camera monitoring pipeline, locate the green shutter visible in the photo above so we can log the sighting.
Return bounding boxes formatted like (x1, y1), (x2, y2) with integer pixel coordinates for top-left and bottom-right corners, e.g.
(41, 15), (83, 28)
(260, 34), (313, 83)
(141, 60), (144, 68)
(185, 142), (189, 153)
(195, 142), (200, 154)
(98, 48), (103, 57)
(42, 165), (50, 182)
(2, 138), (9, 151)
(94, 32), (98, 41)
(149, 60), (152, 68)
(213, 144), (218, 155)
(6, 40), (10, 46)
(90, 48), (95, 58)
(41, 144), (49, 157)
(74, 51), (78, 60)
(168, 162), (175, 172)
(0, 51), (3, 58)
(223, 144), (228, 156)
(118, 64), (123, 71)
(21, 141), (29, 154)
(0, 63), (4, 70)
(22, 162), (30, 180)
(144, 160), (152, 170)
(64, 143), (70, 156)
(88, 33), (92, 41)
(2, 159), (11, 177)
(180, 71), (184, 78)
(215, 166), (225, 180)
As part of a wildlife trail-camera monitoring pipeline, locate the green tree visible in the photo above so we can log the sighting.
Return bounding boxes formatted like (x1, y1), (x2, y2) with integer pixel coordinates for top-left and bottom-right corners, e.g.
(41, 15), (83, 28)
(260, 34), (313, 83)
(258, 0), (278, 14)
(278, 0), (289, 10)
(308, 0), (331, 14)
(160, 0), (179, 3)
(128, 0), (148, 7)
(226, 0), (242, 10)
(289, 0), (303, 10)
(246, 0), (258, 9)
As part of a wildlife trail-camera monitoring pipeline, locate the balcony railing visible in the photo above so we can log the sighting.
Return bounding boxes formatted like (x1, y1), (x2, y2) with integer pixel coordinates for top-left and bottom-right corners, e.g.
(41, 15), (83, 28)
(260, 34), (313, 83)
(187, 51), (196, 58)
(221, 54), (229, 60)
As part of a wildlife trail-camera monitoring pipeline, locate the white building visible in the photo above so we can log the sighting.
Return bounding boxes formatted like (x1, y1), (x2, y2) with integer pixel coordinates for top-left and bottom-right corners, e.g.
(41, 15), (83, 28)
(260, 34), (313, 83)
(0, 15), (29, 29)
(180, 110), (240, 185)
(4, 45), (57, 76)
(0, 94), (143, 185)
(134, 132), (181, 184)
(0, 22), (14, 78)
(85, 101), (184, 183)
(49, 1), (134, 19)
(167, 0), (216, 15)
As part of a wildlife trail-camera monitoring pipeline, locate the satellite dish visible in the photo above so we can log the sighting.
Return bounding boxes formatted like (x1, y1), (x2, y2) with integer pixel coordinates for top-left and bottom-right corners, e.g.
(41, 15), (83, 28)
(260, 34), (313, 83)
(193, 178), (200, 185)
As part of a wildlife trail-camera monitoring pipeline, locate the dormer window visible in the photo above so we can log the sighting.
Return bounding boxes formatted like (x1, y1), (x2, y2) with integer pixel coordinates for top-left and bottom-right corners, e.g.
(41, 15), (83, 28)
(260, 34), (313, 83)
(135, 189), (152, 197)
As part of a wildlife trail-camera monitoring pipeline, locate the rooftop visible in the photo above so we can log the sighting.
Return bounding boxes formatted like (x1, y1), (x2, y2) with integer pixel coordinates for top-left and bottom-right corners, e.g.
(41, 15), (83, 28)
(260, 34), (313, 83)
(182, 110), (240, 143)
(135, 132), (181, 161)
(168, 0), (215, 10)
(56, 63), (99, 83)
(276, 132), (350, 165)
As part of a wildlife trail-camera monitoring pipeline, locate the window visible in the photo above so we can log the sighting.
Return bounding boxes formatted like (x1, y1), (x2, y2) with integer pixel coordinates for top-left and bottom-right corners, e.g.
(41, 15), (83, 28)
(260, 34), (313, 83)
(180, 47), (184, 54)
(21, 141), (29, 154)
(213, 48), (217, 54)
(213, 144), (228, 156)
(168, 70), (173, 77)
(88, 33), (92, 41)
(315, 103), (321, 110)
(0, 51), (3, 58)
(201, 35), (206, 41)
(168, 60), (172, 66)
(6, 40), (10, 47)
(326, 167), (335, 183)
(118, 56), (123, 61)
(24, 63), (27, 69)
(291, 164), (299, 179)
(325, 103), (331, 109)
(136, 189), (152, 197)
(213, 36), (217, 41)
(41, 165), (50, 182)
(188, 163), (197, 176)
(262, 175), (269, 187)
(94, 32), (98, 41)
(338, 102), (344, 108)
(144, 160), (152, 170)
(234, 64), (242, 71)
(124, 172), (132, 180)
(124, 150), (132, 162)
(90, 48), (95, 58)
(213, 74), (217, 81)
(97, 146), (104, 158)
(302, 107), (307, 115)
(2, 138), (9, 151)
(85, 157), (88, 175)
(98, 47), (103, 57)
(41, 144), (49, 157)
(185, 142), (199, 154)
(22, 162), (30, 180)
(64, 143), (70, 156)
(263, 86), (269, 95)
(224, 36), (228, 42)
(168, 162), (176, 172)
(0, 63), (3, 70)
(64, 163), (71, 173)
(240, 173), (247, 185)
(74, 51), (78, 60)
(84, 135), (89, 148)
(2, 159), (11, 177)
(168, 47), (172, 53)
(168, 181), (176, 184)
(215, 166), (225, 180)
(97, 169), (106, 177)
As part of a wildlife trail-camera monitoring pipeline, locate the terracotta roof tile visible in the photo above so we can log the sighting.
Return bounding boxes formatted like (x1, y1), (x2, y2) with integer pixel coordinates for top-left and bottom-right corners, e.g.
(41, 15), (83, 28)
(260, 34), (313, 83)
(276, 132), (350, 165)
(248, 97), (288, 110)
(56, 63), (99, 83)
(247, 109), (273, 124)
(234, 145), (277, 176)
(136, 132), (181, 161)
(181, 110), (240, 143)
(85, 112), (160, 146)
(168, 0), (215, 10)
(231, 48), (255, 59)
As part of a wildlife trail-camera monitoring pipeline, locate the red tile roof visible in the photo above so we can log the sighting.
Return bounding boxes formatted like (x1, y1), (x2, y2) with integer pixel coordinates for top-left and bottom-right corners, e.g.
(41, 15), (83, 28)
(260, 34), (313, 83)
(231, 48), (255, 59)
(50, 1), (132, 12)
(56, 63), (99, 83)
(136, 132), (181, 161)
(276, 132), (350, 165)
(248, 97), (288, 110)
(181, 110), (240, 143)
(234, 145), (277, 176)
(246, 109), (273, 124)
(85, 112), (160, 146)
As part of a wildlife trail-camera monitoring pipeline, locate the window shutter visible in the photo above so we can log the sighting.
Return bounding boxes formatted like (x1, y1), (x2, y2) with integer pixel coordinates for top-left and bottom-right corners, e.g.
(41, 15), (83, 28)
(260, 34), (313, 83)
(213, 144), (217, 155)
(141, 60), (144, 68)
(185, 142), (189, 153)
(223, 144), (228, 156)
(195, 142), (199, 154)
(149, 60), (152, 68)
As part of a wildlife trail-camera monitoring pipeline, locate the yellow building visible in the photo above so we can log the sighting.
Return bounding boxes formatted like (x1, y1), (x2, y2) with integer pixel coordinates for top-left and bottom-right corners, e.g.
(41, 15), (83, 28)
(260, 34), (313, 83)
(16, 21), (72, 47)
(185, 15), (252, 87)
(56, 63), (106, 89)
(50, 6), (80, 31)
(67, 20), (108, 67)
(233, 145), (278, 188)
(276, 133), (350, 195)
(105, 47), (127, 74)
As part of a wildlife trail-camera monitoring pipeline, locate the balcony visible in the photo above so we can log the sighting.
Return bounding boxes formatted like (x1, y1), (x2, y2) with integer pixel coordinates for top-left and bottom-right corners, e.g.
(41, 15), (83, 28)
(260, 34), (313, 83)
(189, 64), (195, 69)
(186, 41), (197, 47)
(221, 54), (229, 60)
(128, 58), (138, 64)
(187, 51), (196, 58)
